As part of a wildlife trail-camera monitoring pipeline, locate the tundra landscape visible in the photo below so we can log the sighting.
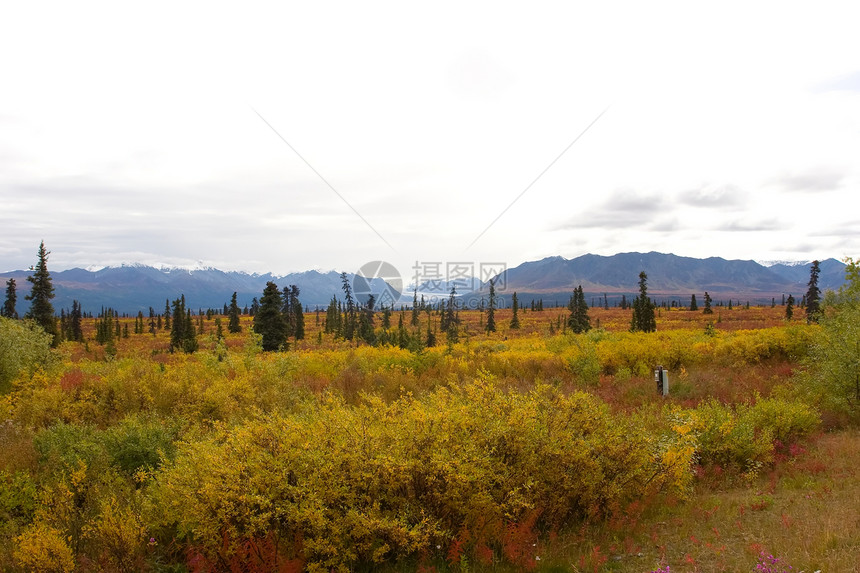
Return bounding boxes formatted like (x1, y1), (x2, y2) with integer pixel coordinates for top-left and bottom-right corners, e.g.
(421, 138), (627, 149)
(3, 3), (859, 571)
(1, 247), (858, 572)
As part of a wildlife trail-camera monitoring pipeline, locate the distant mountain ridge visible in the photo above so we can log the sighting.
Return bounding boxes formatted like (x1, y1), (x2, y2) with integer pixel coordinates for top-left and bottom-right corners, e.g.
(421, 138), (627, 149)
(486, 252), (846, 304)
(0, 252), (848, 315)
(0, 266), (351, 316)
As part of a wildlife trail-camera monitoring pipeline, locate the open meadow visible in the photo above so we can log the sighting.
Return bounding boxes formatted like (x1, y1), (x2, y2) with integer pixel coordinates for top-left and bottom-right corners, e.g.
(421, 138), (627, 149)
(2, 302), (858, 572)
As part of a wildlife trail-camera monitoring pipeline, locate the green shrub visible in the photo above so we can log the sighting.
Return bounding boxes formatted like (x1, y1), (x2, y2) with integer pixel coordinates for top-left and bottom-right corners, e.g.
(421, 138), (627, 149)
(0, 317), (54, 393)
(103, 415), (177, 477)
(747, 396), (819, 445)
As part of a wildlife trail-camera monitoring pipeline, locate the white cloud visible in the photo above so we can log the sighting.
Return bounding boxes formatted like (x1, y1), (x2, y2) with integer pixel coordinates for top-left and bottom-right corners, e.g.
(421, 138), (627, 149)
(1, 1), (859, 274)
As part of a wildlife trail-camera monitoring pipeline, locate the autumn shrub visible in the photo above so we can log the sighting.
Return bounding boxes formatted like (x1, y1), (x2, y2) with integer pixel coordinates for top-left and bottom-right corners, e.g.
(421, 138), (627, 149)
(689, 396), (819, 479)
(0, 469), (38, 556)
(149, 375), (696, 571)
(82, 494), (148, 572)
(12, 522), (75, 573)
(0, 316), (55, 394)
(691, 399), (773, 476)
(103, 414), (178, 477)
(746, 396), (819, 446)
(33, 422), (108, 477)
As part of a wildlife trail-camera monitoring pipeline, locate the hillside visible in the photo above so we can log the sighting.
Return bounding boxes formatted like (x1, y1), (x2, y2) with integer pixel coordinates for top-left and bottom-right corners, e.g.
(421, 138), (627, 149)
(485, 252), (845, 304)
(0, 253), (846, 314)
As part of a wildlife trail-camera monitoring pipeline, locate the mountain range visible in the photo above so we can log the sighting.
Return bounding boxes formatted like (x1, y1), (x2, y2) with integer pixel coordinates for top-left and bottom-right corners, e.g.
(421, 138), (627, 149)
(0, 252), (847, 315)
(478, 252), (845, 307)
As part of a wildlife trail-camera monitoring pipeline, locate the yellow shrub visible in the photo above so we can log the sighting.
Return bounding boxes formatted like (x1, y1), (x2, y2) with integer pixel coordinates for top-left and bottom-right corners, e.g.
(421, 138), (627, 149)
(13, 522), (75, 573)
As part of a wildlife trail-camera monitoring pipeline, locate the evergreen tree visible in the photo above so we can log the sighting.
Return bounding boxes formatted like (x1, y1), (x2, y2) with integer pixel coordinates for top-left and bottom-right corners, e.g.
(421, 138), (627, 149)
(411, 289), (420, 327)
(254, 281), (287, 351)
(805, 260), (822, 324)
(703, 292), (713, 315)
(288, 285), (304, 340)
(567, 285), (591, 333)
(425, 319), (436, 347)
(169, 295), (198, 353)
(163, 299), (171, 329)
(785, 294), (795, 320)
(689, 294), (698, 311)
(510, 292), (520, 329)
(443, 286), (458, 343)
(630, 271), (656, 332)
(358, 294), (376, 344)
(485, 279), (497, 333)
(95, 307), (116, 346)
(70, 300), (83, 342)
(381, 306), (392, 330)
(228, 292), (242, 333)
(25, 241), (58, 345)
(341, 272), (357, 341)
(2, 278), (17, 318)
(324, 296), (340, 335)
(620, 294), (628, 310)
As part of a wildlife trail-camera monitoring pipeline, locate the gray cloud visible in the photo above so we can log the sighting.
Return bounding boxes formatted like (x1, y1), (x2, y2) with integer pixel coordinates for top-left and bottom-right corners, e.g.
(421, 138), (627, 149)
(606, 188), (666, 213)
(808, 221), (860, 237)
(717, 219), (783, 232)
(555, 189), (671, 231)
(650, 217), (681, 232)
(0, 174), (374, 273)
(770, 168), (845, 192)
(679, 184), (745, 208)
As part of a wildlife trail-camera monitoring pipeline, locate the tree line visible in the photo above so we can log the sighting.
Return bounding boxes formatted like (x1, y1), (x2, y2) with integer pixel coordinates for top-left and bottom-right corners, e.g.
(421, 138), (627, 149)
(2, 243), (826, 353)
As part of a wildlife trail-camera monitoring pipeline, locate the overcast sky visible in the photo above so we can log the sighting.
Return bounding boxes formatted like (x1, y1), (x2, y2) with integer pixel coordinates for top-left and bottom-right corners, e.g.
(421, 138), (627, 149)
(2, 1), (858, 282)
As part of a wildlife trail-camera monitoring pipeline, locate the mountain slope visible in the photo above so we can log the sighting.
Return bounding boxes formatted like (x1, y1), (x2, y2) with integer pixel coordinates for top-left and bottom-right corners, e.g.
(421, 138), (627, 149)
(0, 253), (847, 315)
(488, 252), (846, 301)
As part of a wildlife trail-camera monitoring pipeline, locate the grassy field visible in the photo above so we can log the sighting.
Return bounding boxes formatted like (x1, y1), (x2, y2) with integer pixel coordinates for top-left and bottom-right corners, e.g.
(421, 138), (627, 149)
(1, 304), (857, 572)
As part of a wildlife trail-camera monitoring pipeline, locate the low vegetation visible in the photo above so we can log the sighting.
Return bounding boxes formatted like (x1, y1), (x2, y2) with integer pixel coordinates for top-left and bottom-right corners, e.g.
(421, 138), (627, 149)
(0, 259), (858, 572)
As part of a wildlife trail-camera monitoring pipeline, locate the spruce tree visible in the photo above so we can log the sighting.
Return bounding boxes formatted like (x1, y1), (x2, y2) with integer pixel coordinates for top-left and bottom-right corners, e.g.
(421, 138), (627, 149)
(163, 299), (171, 329)
(785, 294), (795, 320)
(703, 292), (713, 315)
(689, 294), (698, 311)
(444, 286), (458, 343)
(228, 292), (242, 333)
(411, 289), (420, 327)
(568, 285), (591, 333)
(805, 260), (822, 324)
(24, 241), (58, 345)
(382, 306), (392, 330)
(254, 281), (287, 351)
(169, 295), (198, 353)
(289, 285), (304, 340)
(630, 271), (656, 332)
(2, 278), (18, 318)
(340, 272), (357, 341)
(358, 294), (376, 344)
(70, 300), (83, 342)
(485, 279), (497, 333)
(510, 291), (520, 329)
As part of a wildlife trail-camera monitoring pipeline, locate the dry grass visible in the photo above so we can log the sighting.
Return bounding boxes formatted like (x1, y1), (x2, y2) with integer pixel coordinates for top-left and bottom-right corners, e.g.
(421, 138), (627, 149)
(530, 429), (860, 573)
